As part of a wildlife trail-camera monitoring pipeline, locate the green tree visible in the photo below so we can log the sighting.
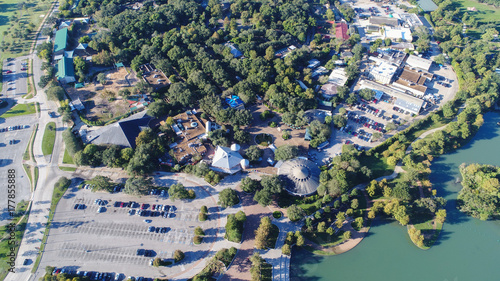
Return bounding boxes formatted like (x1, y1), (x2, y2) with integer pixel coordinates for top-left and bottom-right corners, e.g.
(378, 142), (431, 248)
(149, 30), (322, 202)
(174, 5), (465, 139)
(195, 226), (205, 236)
(218, 188), (239, 208)
(282, 244), (291, 255)
(255, 217), (272, 249)
(245, 145), (263, 162)
(174, 250), (185, 263)
(351, 199), (359, 209)
(124, 177), (152, 196)
(168, 183), (192, 201)
(343, 230), (351, 240)
(240, 177), (260, 193)
(46, 86), (65, 101)
(274, 145), (298, 161)
(287, 204), (305, 221)
(253, 188), (272, 207)
(147, 101), (168, 118)
(317, 222), (326, 233)
(88, 175), (113, 192)
(97, 73), (107, 85)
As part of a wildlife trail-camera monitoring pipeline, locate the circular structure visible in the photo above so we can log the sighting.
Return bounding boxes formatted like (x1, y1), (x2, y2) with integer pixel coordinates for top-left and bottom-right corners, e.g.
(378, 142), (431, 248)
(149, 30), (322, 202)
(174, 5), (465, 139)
(240, 158), (249, 169)
(255, 133), (273, 147)
(278, 158), (321, 196)
(190, 122), (198, 128)
(231, 143), (240, 151)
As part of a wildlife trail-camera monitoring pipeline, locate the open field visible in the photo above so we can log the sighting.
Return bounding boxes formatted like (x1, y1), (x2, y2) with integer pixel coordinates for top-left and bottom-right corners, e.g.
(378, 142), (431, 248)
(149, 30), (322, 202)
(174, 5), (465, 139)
(454, 0), (500, 22)
(64, 67), (139, 123)
(0, 0), (52, 60)
(0, 103), (36, 118)
(62, 149), (74, 164)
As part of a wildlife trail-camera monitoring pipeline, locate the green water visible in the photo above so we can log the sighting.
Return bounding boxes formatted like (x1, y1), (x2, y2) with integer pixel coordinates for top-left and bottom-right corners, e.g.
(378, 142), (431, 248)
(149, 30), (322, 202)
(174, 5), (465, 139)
(291, 112), (500, 281)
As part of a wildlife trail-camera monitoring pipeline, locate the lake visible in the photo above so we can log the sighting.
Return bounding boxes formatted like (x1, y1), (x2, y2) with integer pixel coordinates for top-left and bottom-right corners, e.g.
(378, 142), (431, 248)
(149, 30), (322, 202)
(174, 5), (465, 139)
(291, 112), (500, 281)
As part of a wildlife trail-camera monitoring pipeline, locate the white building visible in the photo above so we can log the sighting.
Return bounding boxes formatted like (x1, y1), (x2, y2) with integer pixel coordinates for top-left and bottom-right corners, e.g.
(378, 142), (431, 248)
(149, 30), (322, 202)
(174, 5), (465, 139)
(383, 27), (413, 42)
(211, 145), (244, 174)
(359, 80), (424, 115)
(328, 67), (349, 85)
(406, 55), (433, 71)
(368, 61), (398, 84)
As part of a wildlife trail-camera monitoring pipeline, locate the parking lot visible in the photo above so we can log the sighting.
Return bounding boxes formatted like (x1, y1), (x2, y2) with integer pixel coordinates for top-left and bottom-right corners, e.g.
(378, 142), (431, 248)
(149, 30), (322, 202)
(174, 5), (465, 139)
(0, 114), (38, 225)
(39, 177), (220, 280)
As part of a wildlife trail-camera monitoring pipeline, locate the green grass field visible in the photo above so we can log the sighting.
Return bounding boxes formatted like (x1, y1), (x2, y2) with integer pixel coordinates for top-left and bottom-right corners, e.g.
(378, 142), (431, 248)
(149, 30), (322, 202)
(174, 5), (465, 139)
(455, 0), (500, 23)
(0, 0), (52, 60)
(0, 103), (36, 118)
(59, 166), (77, 172)
(62, 149), (74, 164)
(42, 122), (56, 156)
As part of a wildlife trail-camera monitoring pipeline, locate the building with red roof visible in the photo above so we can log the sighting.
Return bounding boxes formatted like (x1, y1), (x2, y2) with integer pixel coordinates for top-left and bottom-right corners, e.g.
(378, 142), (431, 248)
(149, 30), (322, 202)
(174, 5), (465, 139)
(335, 22), (349, 40)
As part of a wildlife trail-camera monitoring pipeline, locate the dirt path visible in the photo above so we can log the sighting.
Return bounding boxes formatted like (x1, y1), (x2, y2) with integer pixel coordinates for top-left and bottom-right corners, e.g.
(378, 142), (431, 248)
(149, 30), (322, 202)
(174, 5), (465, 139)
(219, 189), (272, 281)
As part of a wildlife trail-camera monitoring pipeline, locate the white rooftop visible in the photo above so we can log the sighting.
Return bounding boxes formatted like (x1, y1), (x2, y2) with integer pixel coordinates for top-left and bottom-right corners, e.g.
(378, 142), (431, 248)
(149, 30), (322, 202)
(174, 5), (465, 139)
(328, 68), (349, 86)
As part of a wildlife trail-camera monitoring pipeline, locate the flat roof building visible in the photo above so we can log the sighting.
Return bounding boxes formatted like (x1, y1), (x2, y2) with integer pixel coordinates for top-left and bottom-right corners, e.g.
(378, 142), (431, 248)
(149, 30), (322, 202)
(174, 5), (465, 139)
(320, 83), (338, 99)
(369, 50), (407, 67)
(359, 80), (424, 114)
(406, 55), (433, 71)
(383, 27), (413, 42)
(368, 61), (398, 84)
(369, 16), (400, 27)
(328, 67), (349, 85)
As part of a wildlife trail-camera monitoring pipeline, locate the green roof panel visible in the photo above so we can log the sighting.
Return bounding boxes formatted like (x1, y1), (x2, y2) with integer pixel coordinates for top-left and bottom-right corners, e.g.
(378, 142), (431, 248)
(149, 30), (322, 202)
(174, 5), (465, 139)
(54, 28), (68, 53)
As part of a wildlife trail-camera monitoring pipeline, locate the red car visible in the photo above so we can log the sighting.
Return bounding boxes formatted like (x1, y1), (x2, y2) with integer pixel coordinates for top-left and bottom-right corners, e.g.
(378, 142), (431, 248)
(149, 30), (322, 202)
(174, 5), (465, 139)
(152, 204), (156, 210)
(21, 67), (27, 71)
(141, 204), (146, 210)
(6, 70), (12, 74)
(120, 202), (125, 207)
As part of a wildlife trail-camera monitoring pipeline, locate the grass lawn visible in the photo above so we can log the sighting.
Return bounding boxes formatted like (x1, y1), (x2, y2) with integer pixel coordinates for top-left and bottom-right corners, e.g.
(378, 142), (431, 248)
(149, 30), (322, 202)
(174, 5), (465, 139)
(34, 167), (39, 190)
(454, 0), (500, 23)
(32, 180), (69, 273)
(0, 0), (52, 60)
(304, 230), (346, 248)
(0, 201), (29, 280)
(42, 122), (56, 156)
(23, 164), (32, 187)
(62, 149), (74, 164)
(412, 215), (442, 249)
(59, 166), (77, 172)
(359, 154), (395, 179)
(0, 103), (36, 118)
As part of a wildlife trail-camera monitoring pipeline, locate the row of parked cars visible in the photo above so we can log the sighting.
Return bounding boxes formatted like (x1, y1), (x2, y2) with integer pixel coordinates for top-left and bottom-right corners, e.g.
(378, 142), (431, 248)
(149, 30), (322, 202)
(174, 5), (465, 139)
(1, 125), (29, 132)
(52, 268), (122, 280)
(147, 226), (169, 233)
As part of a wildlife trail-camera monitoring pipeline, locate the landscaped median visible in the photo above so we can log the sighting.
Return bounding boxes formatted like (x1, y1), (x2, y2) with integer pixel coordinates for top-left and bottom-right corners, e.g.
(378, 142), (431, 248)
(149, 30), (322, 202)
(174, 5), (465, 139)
(0, 201), (30, 280)
(42, 122), (56, 156)
(31, 177), (71, 273)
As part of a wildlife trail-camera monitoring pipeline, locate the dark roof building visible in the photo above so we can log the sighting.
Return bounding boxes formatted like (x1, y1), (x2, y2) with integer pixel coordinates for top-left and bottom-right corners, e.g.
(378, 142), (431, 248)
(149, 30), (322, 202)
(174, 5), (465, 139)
(369, 16), (400, 27)
(278, 158), (321, 196)
(85, 111), (153, 148)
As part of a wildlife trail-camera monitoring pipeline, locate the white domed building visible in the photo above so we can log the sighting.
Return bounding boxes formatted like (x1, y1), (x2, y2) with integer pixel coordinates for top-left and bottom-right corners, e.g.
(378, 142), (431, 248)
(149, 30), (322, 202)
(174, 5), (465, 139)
(278, 158), (321, 196)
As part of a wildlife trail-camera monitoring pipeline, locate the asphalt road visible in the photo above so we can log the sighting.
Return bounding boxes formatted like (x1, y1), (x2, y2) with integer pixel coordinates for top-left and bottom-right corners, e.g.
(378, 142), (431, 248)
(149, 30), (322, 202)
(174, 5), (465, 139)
(4, 1), (69, 281)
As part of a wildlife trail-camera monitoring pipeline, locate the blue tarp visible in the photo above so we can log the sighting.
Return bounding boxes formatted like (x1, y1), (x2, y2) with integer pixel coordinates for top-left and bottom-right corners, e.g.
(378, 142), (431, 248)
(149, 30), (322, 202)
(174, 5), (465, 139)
(225, 95), (244, 108)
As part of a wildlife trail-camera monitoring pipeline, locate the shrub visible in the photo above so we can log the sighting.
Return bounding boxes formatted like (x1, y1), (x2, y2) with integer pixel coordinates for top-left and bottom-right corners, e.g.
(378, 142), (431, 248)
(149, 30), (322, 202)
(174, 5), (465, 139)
(200, 206), (208, 214)
(194, 227), (205, 236)
(174, 250), (185, 263)
(272, 211), (282, 219)
(55, 177), (71, 190)
(225, 211), (246, 242)
(199, 212), (208, 221)
(282, 244), (291, 255)
(193, 235), (203, 244)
